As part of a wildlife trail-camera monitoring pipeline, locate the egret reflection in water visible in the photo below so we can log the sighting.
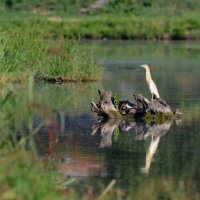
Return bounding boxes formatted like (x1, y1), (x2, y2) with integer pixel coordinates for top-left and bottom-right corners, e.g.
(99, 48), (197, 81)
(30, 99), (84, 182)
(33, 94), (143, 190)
(91, 118), (181, 173)
(33, 108), (179, 178)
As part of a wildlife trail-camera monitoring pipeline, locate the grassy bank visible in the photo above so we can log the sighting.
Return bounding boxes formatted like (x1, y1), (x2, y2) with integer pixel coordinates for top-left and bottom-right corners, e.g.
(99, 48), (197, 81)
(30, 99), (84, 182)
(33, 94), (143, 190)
(50, 14), (200, 40)
(0, 31), (102, 84)
(1, 1), (200, 40)
(2, 12), (200, 41)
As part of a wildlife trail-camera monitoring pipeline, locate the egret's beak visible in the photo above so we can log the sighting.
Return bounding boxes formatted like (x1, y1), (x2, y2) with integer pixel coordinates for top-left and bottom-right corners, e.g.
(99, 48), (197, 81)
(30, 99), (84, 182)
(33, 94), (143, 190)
(140, 65), (144, 68)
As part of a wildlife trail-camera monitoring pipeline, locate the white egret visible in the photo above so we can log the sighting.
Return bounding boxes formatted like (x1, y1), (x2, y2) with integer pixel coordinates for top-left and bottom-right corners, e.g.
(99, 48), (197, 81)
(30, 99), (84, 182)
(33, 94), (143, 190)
(140, 64), (160, 101)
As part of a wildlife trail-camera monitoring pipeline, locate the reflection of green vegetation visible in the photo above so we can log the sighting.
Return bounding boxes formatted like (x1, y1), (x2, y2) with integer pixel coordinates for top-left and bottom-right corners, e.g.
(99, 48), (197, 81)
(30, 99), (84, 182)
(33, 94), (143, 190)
(27, 82), (101, 113)
(102, 121), (200, 199)
(0, 77), (66, 199)
(0, 75), (200, 199)
(113, 127), (119, 143)
(82, 40), (200, 61)
(83, 40), (200, 123)
(0, 75), (109, 199)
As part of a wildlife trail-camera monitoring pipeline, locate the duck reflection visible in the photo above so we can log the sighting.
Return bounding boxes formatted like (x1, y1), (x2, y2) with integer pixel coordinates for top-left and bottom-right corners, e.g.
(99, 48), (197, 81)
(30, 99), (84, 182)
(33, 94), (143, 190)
(91, 118), (180, 174)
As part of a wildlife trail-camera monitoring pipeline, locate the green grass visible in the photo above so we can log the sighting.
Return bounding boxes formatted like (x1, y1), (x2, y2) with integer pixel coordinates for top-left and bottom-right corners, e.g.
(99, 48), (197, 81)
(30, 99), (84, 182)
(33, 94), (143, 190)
(2, 11), (200, 41)
(0, 29), (102, 84)
(0, 1), (200, 199)
(61, 14), (200, 40)
(2, 0), (200, 41)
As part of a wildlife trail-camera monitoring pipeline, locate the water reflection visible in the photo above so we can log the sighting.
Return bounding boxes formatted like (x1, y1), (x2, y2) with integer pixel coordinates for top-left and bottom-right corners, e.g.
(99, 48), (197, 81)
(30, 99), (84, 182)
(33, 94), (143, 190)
(34, 112), (105, 178)
(34, 108), (181, 181)
(91, 119), (121, 148)
(83, 40), (200, 121)
(4, 40), (200, 198)
(91, 118), (179, 174)
(91, 119), (173, 147)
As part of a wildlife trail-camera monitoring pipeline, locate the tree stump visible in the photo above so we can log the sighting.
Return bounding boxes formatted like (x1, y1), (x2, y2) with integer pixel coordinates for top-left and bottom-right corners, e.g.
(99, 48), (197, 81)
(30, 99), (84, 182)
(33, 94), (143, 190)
(91, 89), (182, 120)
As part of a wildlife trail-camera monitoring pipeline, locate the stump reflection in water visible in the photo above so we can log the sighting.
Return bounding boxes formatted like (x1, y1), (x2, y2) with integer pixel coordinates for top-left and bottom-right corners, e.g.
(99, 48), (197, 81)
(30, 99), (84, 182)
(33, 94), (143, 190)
(91, 118), (181, 173)
(33, 108), (181, 181)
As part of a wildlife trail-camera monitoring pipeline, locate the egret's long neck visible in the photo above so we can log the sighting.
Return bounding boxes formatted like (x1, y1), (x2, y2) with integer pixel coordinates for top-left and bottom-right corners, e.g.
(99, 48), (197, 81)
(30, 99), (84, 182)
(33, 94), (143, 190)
(145, 68), (152, 84)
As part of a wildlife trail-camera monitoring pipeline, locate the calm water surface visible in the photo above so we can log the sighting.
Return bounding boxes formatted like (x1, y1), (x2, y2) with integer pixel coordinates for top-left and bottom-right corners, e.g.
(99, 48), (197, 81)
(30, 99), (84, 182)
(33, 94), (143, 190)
(34, 41), (200, 198)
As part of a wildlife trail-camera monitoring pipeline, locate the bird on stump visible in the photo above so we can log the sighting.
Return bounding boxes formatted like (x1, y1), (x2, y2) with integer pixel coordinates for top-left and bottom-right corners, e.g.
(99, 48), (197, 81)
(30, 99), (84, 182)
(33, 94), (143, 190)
(140, 64), (160, 101)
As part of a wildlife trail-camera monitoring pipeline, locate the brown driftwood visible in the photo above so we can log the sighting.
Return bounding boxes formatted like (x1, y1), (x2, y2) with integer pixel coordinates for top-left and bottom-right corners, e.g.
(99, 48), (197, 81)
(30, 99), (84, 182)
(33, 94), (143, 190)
(91, 89), (182, 119)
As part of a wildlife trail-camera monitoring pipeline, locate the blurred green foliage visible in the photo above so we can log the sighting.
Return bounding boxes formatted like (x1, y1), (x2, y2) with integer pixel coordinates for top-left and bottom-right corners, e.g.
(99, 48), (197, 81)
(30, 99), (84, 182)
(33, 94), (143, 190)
(1, 0), (200, 40)
(0, 76), (65, 200)
(1, 0), (200, 15)
(0, 151), (65, 200)
(1, 0), (93, 14)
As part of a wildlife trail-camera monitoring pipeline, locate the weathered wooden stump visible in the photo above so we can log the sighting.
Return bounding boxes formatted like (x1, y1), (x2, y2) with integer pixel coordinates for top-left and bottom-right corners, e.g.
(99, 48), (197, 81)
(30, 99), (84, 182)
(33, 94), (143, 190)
(91, 89), (182, 120)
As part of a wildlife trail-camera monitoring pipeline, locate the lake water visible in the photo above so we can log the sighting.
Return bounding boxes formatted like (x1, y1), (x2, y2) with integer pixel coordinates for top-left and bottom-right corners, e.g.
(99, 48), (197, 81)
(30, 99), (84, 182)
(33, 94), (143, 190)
(34, 41), (200, 198)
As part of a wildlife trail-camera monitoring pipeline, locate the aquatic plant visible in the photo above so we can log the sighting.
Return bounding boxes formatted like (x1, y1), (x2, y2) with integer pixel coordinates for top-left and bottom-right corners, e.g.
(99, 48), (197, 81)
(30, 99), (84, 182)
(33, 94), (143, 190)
(113, 94), (120, 109)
